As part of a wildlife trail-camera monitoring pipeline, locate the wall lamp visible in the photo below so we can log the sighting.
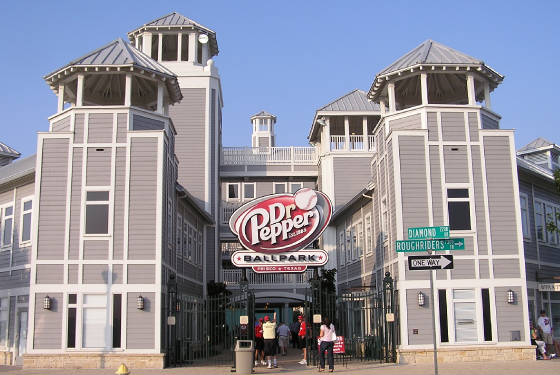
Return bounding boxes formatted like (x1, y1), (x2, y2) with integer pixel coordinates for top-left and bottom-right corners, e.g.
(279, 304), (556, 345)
(507, 289), (516, 304)
(43, 295), (51, 310)
(417, 291), (425, 307)
(137, 295), (145, 310)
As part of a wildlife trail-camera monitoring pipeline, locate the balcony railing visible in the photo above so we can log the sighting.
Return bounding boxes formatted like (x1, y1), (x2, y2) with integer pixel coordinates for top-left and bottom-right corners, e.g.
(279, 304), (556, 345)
(368, 135), (376, 151)
(221, 203), (240, 225)
(223, 269), (314, 287)
(330, 135), (376, 152)
(221, 146), (317, 165)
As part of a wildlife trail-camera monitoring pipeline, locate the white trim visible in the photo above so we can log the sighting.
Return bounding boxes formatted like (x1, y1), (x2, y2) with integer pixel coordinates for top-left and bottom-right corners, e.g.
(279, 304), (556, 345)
(17, 195), (34, 250)
(242, 182), (256, 200)
(154, 133), (164, 352)
(225, 182), (241, 201)
(273, 182), (288, 194)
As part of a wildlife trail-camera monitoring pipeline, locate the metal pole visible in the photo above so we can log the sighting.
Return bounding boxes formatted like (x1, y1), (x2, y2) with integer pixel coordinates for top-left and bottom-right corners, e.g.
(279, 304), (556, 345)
(428, 249), (438, 375)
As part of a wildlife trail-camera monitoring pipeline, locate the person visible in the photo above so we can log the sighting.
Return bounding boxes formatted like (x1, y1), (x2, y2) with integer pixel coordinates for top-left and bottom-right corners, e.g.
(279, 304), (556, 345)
(537, 309), (560, 356)
(290, 318), (300, 349)
(263, 313), (278, 369)
(297, 315), (308, 365)
(319, 316), (336, 372)
(531, 321), (551, 360)
(277, 322), (290, 356)
(254, 318), (266, 366)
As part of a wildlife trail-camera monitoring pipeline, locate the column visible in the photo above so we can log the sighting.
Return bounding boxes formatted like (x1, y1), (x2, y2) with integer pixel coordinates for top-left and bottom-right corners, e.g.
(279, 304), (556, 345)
(156, 81), (164, 114)
(142, 33), (152, 56)
(188, 33), (197, 63)
(57, 83), (65, 113)
(322, 117), (331, 153)
(380, 100), (386, 115)
(484, 81), (492, 109)
(362, 116), (368, 151)
(466, 74), (476, 105)
(76, 74), (84, 107)
(387, 82), (396, 112)
(157, 33), (163, 62)
(124, 73), (132, 107)
(177, 33), (182, 61)
(202, 43), (209, 65)
(344, 116), (350, 151)
(420, 73), (428, 105)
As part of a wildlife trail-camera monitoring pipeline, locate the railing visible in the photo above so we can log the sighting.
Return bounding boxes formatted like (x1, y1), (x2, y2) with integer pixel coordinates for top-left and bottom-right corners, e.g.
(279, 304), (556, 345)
(221, 146), (317, 165)
(223, 269), (314, 286)
(368, 136), (376, 151)
(331, 135), (374, 152)
(221, 203), (241, 225)
(349, 135), (364, 150)
(330, 136), (346, 151)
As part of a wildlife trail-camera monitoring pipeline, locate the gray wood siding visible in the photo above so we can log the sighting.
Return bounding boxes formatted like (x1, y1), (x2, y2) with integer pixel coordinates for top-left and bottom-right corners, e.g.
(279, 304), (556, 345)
(429, 146), (444, 226)
(388, 140), (397, 263)
(399, 136), (429, 238)
(37, 138), (69, 260)
(68, 264), (78, 284)
(113, 264), (123, 284)
(116, 113), (128, 143)
(12, 182), (34, 266)
(128, 137), (158, 260)
(83, 240), (109, 260)
(495, 286), (524, 342)
(427, 112), (438, 141)
(206, 226), (215, 283)
(484, 137), (518, 255)
(493, 259), (520, 278)
(132, 115), (164, 131)
(52, 116), (70, 132)
(69, 148), (82, 260)
(169, 88), (206, 207)
(259, 137), (269, 147)
(481, 114), (499, 129)
(33, 293), (62, 349)
(468, 112), (479, 141)
(126, 292), (155, 349)
(441, 112), (465, 142)
(450, 259), (474, 279)
(390, 113), (421, 131)
(127, 264), (155, 284)
(0, 269), (29, 289)
(87, 113), (113, 143)
(86, 147), (111, 186)
(82, 264), (109, 283)
(471, 146), (488, 255)
(333, 157), (371, 209)
(113, 148), (126, 260)
(74, 114), (85, 143)
(479, 259), (490, 279)
(407, 289), (432, 345)
(36, 264), (64, 284)
(443, 146), (468, 183)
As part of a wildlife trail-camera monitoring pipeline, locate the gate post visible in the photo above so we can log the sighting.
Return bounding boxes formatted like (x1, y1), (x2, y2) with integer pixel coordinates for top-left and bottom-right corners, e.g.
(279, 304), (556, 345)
(382, 272), (396, 363)
(309, 267), (322, 366)
(167, 273), (178, 367)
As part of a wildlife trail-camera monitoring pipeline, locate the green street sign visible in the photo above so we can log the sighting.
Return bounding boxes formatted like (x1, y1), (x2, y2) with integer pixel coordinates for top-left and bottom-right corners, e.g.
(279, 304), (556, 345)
(396, 238), (465, 252)
(407, 226), (449, 240)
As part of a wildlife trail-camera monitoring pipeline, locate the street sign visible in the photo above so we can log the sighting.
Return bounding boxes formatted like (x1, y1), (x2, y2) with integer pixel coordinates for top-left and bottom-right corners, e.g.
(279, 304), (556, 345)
(408, 255), (454, 270)
(407, 226), (449, 240)
(396, 238), (465, 252)
(538, 283), (560, 292)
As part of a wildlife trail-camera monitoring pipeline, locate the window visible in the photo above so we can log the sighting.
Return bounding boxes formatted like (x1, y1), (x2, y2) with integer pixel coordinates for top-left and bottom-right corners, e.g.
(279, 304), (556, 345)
(453, 289), (477, 342)
(519, 195), (530, 239)
(289, 183), (303, 193)
(243, 183), (256, 200)
(151, 34), (159, 60)
(546, 205), (558, 245)
(196, 40), (202, 64)
(381, 198), (388, 242)
(188, 225), (194, 261)
(536, 200), (560, 245)
(197, 231), (203, 266)
(1, 205), (14, 247)
(183, 221), (188, 260)
(357, 222), (364, 257)
(167, 200), (173, 246)
(82, 294), (107, 348)
(438, 290), (449, 343)
(447, 189), (471, 230)
(112, 294), (121, 348)
(481, 289), (492, 341)
(274, 183), (287, 194)
(176, 215), (183, 256)
(365, 214), (372, 254)
(258, 119), (268, 131)
(346, 229), (352, 262)
(535, 201), (545, 241)
(67, 294), (77, 348)
(0, 297), (8, 347)
(338, 232), (345, 265)
(227, 183), (240, 201)
(85, 191), (109, 235)
(181, 34), (189, 61)
(20, 198), (33, 245)
(162, 34), (178, 61)
(351, 227), (357, 260)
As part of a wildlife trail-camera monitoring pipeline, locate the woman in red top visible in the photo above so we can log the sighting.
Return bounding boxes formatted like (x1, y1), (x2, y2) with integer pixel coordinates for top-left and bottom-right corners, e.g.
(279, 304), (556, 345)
(297, 315), (307, 365)
(254, 318), (265, 366)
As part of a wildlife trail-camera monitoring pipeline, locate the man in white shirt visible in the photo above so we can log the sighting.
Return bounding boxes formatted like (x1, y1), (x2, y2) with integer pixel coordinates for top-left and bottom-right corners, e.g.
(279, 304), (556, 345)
(262, 313), (278, 368)
(538, 309), (560, 356)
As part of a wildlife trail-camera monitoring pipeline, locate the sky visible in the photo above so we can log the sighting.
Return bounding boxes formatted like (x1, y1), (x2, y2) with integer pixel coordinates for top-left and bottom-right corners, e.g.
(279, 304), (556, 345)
(1, 0), (559, 156)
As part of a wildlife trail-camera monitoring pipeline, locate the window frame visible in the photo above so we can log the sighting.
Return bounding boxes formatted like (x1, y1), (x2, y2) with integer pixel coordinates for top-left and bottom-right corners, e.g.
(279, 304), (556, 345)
(535, 200), (546, 242)
(451, 289), (479, 344)
(381, 197), (388, 243)
(242, 182), (256, 201)
(19, 196), (34, 247)
(273, 182), (288, 195)
(446, 187), (473, 232)
(0, 203), (14, 249)
(356, 220), (364, 258)
(0, 296), (9, 348)
(176, 214), (183, 258)
(535, 199), (560, 246)
(338, 231), (346, 266)
(365, 213), (373, 255)
(226, 182), (241, 202)
(81, 294), (109, 349)
(519, 193), (530, 240)
(83, 189), (111, 237)
(289, 182), (303, 193)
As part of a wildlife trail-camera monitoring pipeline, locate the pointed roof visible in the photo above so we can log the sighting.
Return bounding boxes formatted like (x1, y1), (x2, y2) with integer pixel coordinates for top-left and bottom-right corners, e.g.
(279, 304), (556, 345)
(44, 38), (182, 103)
(250, 111), (276, 120)
(128, 12), (219, 57)
(517, 137), (560, 154)
(0, 142), (20, 158)
(368, 40), (503, 101)
(319, 89), (380, 112)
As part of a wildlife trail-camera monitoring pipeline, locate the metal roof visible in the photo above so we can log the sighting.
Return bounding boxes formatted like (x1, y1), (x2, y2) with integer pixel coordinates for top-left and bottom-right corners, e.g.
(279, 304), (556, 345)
(250, 111), (276, 119)
(44, 38), (182, 104)
(0, 142), (20, 158)
(517, 137), (559, 154)
(0, 154), (35, 186)
(517, 156), (554, 182)
(319, 89), (380, 112)
(127, 12), (219, 57)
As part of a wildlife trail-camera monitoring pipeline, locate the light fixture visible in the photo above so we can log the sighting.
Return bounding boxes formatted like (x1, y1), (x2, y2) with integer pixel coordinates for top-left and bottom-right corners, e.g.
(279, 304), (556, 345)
(316, 117), (327, 127)
(417, 291), (425, 307)
(43, 295), (51, 310)
(137, 295), (144, 310)
(507, 290), (515, 304)
(198, 34), (209, 44)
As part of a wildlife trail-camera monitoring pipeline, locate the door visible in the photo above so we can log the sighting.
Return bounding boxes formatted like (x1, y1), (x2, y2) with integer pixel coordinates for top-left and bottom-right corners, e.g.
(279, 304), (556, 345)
(14, 309), (27, 365)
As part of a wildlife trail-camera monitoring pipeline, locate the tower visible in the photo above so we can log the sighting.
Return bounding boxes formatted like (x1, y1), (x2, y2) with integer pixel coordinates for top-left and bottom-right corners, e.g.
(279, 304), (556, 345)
(250, 111), (276, 148)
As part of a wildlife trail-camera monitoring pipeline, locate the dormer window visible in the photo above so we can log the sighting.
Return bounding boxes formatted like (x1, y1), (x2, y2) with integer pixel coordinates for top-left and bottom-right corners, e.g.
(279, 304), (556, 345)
(162, 34), (178, 61)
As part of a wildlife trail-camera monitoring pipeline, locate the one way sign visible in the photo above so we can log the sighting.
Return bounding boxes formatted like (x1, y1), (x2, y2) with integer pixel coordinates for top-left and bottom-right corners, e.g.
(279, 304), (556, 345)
(408, 255), (454, 270)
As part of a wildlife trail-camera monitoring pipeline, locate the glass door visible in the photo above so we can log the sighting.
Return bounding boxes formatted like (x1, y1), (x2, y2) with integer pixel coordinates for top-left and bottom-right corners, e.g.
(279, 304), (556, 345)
(14, 309), (27, 365)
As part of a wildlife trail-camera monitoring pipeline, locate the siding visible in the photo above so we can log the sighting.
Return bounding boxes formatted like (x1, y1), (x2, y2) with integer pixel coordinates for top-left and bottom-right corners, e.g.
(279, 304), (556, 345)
(68, 264), (78, 284)
(427, 112), (438, 141)
(441, 112), (465, 141)
(74, 114), (85, 143)
(69, 148), (82, 260)
(484, 137), (518, 255)
(33, 293), (62, 349)
(132, 115), (164, 131)
(493, 259), (520, 278)
(36, 264), (64, 284)
(443, 145), (468, 183)
(390, 114), (421, 131)
(206, 226), (215, 283)
(86, 147), (111, 186)
(495, 286), (524, 342)
(113, 148), (126, 260)
(127, 264), (155, 284)
(83, 264), (109, 284)
(126, 292), (155, 349)
(128, 137), (158, 260)
(169, 88), (206, 206)
(429, 146), (444, 225)
(87, 113), (113, 143)
(468, 112), (478, 141)
(52, 116), (71, 132)
(479, 259), (490, 279)
(471, 146), (488, 255)
(333, 157), (371, 209)
(113, 264), (123, 284)
(259, 137), (269, 147)
(83, 240), (109, 260)
(37, 138), (69, 260)
(0, 269), (30, 289)
(481, 114), (499, 129)
(116, 113), (128, 143)
(407, 289), (431, 345)
(450, 259), (474, 279)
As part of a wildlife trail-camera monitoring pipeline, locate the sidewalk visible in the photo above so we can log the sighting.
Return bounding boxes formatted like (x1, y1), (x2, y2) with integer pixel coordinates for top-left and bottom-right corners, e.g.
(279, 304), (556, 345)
(1, 359), (559, 375)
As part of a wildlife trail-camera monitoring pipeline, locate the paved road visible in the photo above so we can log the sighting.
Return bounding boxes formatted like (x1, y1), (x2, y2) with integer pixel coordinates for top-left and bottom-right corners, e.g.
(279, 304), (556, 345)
(1, 358), (560, 375)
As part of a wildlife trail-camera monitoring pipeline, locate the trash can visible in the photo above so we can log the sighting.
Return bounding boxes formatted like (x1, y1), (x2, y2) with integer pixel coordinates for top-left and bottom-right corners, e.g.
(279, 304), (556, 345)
(234, 339), (254, 374)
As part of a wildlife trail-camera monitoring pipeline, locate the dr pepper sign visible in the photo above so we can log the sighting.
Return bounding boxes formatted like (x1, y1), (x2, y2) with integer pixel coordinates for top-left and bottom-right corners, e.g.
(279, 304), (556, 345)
(229, 188), (333, 273)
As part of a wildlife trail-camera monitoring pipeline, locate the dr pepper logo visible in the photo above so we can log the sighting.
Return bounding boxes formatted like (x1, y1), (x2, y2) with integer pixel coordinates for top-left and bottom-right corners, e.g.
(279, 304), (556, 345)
(229, 188), (333, 254)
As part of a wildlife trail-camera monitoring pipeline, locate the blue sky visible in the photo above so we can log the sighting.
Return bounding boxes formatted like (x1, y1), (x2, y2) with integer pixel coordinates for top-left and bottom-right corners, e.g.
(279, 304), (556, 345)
(1, 0), (558, 156)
